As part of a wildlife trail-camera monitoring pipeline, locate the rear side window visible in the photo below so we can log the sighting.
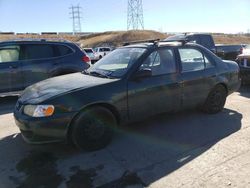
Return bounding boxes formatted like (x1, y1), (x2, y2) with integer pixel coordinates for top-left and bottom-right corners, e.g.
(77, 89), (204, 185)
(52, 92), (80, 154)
(179, 48), (213, 72)
(22, 44), (54, 60)
(0, 45), (20, 63)
(57, 45), (73, 56)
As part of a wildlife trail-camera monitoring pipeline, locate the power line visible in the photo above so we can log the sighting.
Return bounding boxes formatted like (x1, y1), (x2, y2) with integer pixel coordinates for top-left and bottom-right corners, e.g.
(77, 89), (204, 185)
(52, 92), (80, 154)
(69, 5), (82, 34)
(127, 0), (144, 30)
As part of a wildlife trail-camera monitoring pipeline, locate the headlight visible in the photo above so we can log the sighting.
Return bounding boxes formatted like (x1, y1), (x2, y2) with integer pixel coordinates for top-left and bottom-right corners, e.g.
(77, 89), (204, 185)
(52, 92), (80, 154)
(23, 105), (55, 117)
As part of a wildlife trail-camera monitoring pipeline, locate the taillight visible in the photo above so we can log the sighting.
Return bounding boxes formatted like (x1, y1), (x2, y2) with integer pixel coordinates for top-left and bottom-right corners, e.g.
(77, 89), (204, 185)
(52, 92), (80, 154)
(82, 55), (91, 63)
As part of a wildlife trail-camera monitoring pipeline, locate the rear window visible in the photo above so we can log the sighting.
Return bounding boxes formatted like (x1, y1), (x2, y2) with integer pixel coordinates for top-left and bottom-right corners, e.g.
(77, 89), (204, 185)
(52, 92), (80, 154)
(57, 45), (73, 56)
(22, 44), (54, 60)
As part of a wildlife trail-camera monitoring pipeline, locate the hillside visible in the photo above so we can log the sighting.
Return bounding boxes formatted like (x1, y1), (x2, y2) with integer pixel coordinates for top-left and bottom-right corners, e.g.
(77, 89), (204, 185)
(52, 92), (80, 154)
(1, 30), (250, 48)
(78, 30), (167, 47)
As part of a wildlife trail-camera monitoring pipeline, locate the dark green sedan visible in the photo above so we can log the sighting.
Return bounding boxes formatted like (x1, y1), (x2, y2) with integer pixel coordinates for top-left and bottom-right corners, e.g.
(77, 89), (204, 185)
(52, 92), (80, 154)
(14, 41), (241, 151)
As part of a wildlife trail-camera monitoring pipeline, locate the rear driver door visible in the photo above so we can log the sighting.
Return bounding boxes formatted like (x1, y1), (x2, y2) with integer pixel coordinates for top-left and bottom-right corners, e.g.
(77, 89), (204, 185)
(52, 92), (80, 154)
(178, 47), (217, 109)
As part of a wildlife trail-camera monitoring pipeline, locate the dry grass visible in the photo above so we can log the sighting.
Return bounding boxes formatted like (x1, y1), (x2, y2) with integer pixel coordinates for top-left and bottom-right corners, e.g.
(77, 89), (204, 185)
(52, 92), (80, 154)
(78, 30), (167, 47)
(0, 34), (81, 42)
(1, 31), (250, 47)
(212, 34), (250, 44)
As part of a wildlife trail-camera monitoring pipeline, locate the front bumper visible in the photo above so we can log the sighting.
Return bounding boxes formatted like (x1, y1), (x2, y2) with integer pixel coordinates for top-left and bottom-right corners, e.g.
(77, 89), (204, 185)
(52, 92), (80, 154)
(14, 108), (77, 144)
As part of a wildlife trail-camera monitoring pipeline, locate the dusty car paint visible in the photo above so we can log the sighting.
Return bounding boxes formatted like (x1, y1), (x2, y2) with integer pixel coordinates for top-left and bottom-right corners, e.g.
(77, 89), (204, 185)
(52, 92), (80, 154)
(14, 42), (241, 144)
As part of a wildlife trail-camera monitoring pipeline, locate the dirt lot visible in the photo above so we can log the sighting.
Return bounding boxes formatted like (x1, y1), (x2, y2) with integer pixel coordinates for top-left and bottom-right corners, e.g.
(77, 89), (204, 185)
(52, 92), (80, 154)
(0, 87), (250, 188)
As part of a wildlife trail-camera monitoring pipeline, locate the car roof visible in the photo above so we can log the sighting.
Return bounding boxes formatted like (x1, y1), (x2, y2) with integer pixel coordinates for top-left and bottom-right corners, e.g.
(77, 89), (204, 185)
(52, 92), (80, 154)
(0, 38), (72, 44)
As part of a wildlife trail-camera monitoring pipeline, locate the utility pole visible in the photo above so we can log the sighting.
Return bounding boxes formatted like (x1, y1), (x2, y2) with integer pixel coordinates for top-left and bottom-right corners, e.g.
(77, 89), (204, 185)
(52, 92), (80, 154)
(127, 0), (144, 30)
(69, 5), (82, 34)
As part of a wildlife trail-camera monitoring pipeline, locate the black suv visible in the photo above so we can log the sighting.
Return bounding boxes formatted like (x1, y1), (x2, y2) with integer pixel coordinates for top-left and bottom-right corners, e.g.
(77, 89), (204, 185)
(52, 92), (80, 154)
(0, 39), (90, 96)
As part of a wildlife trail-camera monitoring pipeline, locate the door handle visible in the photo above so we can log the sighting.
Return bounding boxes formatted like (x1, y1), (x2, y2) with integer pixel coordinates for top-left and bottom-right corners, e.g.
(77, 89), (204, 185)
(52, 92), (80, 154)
(9, 65), (18, 69)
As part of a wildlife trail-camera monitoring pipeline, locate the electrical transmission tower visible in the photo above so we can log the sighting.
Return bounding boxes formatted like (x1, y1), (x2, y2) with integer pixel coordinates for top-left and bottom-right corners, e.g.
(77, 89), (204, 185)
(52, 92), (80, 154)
(69, 5), (82, 34)
(127, 0), (144, 30)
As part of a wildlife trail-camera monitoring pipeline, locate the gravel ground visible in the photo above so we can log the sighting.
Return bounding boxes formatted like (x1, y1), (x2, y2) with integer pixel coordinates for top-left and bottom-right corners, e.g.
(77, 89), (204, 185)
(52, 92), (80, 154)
(0, 87), (249, 188)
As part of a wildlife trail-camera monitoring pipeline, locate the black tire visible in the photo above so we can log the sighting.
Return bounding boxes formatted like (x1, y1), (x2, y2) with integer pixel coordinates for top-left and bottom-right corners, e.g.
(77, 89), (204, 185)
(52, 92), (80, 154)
(99, 55), (102, 59)
(202, 85), (227, 114)
(71, 107), (116, 151)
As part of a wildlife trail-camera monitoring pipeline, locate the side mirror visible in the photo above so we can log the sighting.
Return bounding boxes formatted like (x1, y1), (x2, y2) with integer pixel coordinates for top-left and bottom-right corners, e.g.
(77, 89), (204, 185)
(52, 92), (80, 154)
(133, 68), (152, 79)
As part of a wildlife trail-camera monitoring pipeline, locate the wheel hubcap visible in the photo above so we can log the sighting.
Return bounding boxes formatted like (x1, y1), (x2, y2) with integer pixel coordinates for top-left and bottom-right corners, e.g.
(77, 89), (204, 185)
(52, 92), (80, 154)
(83, 119), (105, 140)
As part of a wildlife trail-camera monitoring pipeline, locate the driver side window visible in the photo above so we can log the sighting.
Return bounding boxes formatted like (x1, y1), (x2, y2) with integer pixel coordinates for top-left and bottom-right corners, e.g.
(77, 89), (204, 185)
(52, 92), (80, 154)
(140, 49), (176, 76)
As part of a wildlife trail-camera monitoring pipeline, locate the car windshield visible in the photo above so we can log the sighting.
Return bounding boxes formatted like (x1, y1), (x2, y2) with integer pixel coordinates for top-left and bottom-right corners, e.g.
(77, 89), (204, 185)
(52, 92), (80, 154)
(88, 47), (146, 78)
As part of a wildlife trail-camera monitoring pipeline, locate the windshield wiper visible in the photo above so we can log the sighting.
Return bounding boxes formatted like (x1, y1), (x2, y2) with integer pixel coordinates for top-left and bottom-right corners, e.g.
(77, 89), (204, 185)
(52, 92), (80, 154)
(89, 71), (112, 79)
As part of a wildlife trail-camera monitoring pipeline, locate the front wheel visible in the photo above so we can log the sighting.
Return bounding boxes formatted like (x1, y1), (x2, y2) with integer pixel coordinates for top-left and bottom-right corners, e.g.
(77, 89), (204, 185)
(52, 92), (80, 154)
(202, 85), (227, 114)
(71, 107), (117, 151)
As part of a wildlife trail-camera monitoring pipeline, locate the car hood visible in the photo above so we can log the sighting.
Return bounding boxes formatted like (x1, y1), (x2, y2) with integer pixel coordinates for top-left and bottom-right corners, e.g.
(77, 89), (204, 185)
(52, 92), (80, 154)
(19, 73), (119, 104)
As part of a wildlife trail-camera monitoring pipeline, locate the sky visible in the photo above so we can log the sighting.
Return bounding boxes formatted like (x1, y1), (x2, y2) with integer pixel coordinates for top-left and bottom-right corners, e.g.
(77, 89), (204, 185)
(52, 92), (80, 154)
(0, 0), (249, 34)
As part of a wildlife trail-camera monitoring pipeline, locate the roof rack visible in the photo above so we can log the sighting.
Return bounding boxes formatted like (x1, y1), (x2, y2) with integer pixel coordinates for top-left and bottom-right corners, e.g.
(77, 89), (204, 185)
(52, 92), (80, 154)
(123, 39), (160, 46)
(123, 38), (190, 47)
(161, 39), (189, 45)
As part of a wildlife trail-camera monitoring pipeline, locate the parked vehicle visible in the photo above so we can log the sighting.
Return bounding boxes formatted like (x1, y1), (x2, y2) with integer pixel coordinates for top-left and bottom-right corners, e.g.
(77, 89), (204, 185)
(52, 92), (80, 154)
(83, 48), (99, 64)
(0, 39), (91, 97)
(14, 40), (240, 151)
(242, 44), (250, 54)
(165, 33), (243, 61)
(236, 45), (250, 83)
(216, 44), (245, 61)
(165, 33), (216, 52)
(94, 47), (112, 59)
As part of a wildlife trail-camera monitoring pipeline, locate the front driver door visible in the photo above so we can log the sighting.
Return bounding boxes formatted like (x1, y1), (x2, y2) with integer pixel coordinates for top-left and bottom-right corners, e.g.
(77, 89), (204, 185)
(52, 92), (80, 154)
(127, 48), (181, 122)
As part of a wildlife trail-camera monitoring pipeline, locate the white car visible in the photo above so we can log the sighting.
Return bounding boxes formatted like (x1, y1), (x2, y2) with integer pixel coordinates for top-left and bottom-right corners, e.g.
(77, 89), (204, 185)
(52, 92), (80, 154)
(83, 48), (99, 64)
(94, 47), (112, 59)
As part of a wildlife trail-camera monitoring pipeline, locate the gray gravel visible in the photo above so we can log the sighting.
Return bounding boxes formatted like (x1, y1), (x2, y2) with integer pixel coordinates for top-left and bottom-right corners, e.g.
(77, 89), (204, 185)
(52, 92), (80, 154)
(0, 87), (249, 188)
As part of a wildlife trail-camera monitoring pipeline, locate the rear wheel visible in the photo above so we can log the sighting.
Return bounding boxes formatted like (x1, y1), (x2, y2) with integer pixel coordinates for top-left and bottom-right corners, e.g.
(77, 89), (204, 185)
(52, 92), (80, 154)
(71, 107), (116, 151)
(202, 85), (227, 114)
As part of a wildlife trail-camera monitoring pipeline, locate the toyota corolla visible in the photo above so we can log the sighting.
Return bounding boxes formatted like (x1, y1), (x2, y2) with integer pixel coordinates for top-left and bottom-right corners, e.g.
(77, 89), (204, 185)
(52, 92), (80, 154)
(14, 40), (241, 151)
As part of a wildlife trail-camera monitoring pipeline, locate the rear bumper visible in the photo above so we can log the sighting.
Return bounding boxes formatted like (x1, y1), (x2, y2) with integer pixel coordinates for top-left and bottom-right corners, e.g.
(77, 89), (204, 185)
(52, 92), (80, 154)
(14, 110), (77, 144)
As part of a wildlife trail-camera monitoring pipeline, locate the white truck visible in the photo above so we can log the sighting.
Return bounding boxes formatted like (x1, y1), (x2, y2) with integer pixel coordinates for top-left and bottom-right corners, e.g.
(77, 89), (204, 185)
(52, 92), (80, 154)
(94, 47), (112, 60)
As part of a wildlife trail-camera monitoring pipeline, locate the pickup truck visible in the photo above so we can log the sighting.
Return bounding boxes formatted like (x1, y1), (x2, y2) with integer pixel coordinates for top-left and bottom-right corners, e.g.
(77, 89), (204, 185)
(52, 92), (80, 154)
(236, 45), (250, 83)
(165, 33), (244, 61)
